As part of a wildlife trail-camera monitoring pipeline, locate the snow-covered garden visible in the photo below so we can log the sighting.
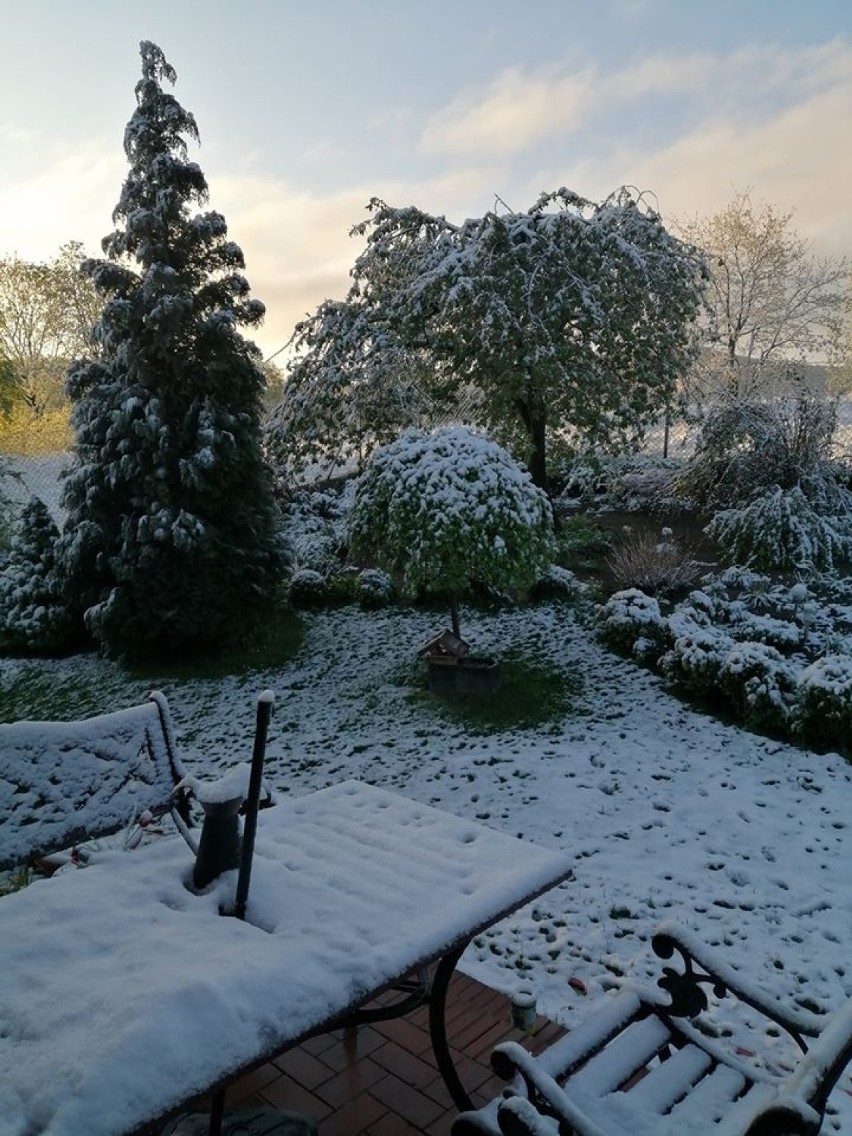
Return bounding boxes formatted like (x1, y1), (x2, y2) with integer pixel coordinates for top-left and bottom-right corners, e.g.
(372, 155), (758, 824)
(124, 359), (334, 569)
(2, 35), (852, 1133)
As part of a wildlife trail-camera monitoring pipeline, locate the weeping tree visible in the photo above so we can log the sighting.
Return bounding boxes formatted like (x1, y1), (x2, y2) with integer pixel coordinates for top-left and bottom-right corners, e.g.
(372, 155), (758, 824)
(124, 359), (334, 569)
(348, 425), (554, 640)
(270, 190), (707, 489)
(61, 42), (281, 660)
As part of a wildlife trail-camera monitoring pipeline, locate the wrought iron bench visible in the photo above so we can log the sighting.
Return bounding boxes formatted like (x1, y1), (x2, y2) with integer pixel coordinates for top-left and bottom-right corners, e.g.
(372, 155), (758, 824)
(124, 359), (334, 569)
(453, 921), (852, 1136)
(0, 690), (192, 873)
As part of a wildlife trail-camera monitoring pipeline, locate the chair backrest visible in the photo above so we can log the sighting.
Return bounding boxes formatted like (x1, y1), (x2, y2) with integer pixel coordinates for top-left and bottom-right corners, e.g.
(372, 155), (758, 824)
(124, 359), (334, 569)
(0, 691), (186, 871)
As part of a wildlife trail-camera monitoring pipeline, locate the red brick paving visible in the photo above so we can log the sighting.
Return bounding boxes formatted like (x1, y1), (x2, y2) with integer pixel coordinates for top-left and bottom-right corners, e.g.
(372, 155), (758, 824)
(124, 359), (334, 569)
(193, 971), (564, 1134)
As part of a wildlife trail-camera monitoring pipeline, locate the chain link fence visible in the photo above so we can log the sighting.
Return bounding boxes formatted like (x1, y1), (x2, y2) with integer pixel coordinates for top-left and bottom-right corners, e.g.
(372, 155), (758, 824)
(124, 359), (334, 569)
(5, 396), (852, 526)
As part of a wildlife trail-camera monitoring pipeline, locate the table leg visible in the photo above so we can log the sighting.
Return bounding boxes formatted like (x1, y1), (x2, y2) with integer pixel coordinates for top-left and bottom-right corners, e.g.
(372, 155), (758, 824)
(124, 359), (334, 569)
(206, 1089), (225, 1136)
(428, 943), (473, 1112)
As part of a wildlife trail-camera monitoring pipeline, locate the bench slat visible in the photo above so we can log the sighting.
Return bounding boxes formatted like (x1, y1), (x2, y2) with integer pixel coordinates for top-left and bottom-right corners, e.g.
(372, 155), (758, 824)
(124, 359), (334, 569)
(665, 1062), (748, 1127)
(569, 1015), (672, 1097)
(623, 1041), (712, 1112)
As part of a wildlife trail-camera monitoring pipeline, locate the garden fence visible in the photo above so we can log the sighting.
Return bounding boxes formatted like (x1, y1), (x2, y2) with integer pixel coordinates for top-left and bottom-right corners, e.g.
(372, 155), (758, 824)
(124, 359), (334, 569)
(5, 397), (852, 523)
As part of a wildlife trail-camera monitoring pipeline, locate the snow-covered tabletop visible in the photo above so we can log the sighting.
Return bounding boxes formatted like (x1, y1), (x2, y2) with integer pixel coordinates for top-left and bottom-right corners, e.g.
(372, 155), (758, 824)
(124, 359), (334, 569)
(0, 779), (573, 1136)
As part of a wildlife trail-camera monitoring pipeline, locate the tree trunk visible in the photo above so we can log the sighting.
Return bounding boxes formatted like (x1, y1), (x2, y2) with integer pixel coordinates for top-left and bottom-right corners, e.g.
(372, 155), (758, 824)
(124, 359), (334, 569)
(449, 596), (461, 639)
(515, 391), (548, 490)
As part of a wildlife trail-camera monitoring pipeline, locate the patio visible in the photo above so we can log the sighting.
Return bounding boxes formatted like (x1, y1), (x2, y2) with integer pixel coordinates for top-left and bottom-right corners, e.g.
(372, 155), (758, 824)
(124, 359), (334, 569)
(191, 972), (565, 1135)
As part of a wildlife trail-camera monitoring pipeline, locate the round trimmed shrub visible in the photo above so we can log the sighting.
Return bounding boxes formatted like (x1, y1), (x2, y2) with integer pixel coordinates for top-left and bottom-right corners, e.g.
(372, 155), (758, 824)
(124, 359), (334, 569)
(348, 426), (554, 619)
(286, 568), (328, 608)
(357, 568), (394, 609)
(596, 588), (668, 658)
(794, 654), (852, 751)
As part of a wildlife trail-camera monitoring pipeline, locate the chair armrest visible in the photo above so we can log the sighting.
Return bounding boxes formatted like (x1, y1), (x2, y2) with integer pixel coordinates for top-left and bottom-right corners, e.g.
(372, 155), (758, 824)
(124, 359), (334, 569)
(491, 1043), (612, 1136)
(652, 922), (825, 1042)
(782, 997), (852, 1118)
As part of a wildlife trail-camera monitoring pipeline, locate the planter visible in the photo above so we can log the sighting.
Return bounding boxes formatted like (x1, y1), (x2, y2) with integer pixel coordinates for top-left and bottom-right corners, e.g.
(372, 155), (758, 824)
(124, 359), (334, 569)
(426, 655), (501, 696)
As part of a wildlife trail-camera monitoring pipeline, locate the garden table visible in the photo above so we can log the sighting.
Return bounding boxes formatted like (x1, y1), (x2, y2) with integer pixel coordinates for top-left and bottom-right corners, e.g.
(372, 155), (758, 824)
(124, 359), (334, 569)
(0, 780), (573, 1136)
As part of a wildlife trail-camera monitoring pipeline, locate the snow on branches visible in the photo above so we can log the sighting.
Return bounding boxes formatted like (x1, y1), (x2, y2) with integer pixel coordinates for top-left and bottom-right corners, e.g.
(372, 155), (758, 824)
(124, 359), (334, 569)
(269, 188), (707, 487)
(348, 425), (554, 619)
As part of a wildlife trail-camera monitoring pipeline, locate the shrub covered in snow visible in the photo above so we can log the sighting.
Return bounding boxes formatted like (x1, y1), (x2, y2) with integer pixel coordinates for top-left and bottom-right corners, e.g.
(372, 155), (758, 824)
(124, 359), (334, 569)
(356, 568), (394, 609)
(555, 453), (683, 514)
(659, 621), (735, 696)
(349, 426), (554, 634)
(596, 589), (669, 658)
(286, 568), (328, 608)
(0, 497), (75, 653)
(596, 567), (852, 751)
(717, 642), (796, 735)
(706, 485), (852, 573)
(794, 654), (852, 752)
(531, 565), (586, 603)
(677, 397), (852, 573)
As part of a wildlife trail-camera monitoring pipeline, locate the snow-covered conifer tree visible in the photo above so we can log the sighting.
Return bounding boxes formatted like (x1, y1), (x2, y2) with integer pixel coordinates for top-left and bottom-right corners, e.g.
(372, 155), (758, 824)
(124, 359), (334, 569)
(0, 497), (74, 653)
(61, 42), (280, 659)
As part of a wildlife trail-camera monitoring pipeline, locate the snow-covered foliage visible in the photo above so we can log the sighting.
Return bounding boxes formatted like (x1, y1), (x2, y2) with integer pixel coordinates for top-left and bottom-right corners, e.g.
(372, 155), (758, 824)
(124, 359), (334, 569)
(269, 189), (707, 486)
(0, 497), (74, 653)
(59, 43), (280, 660)
(348, 426), (554, 614)
(795, 654), (852, 751)
(531, 564), (586, 603)
(279, 486), (350, 575)
(555, 453), (684, 515)
(286, 567), (328, 608)
(707, 485), (852, 572)
(596, 588), (668, 657)
(597, 568), (852, 749)
(676, 397), (852, 572)
(356, 567), (394, 609)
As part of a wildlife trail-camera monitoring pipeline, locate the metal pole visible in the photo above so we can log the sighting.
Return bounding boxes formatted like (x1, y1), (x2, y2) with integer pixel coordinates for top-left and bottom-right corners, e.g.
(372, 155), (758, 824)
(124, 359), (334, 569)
(233, 693), (274, 922)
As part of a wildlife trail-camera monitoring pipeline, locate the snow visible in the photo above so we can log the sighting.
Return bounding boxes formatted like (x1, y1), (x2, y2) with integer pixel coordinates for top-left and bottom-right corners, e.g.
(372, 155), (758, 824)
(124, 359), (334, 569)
(0, 781), (571, 1136)
(2, 597), (852, 1129)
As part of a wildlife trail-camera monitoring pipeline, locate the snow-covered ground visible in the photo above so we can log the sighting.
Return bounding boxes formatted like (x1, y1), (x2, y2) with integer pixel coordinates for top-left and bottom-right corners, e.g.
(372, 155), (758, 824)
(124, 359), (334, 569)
(3, 600), (851, 1128)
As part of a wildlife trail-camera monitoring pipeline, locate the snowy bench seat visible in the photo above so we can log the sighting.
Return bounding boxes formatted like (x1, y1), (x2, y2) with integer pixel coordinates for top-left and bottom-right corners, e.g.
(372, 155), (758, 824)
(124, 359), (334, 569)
(0, 691), (189, 872)
(453, 922), (852, 1136)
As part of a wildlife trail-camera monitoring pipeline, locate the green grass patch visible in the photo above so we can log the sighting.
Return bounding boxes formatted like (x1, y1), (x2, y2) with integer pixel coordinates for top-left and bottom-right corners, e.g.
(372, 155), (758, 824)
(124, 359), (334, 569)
(126, 605), (305, 683)
(403, 651), (582, 734)
(0, 606), (305, 722)
(0, 660), (133, 721)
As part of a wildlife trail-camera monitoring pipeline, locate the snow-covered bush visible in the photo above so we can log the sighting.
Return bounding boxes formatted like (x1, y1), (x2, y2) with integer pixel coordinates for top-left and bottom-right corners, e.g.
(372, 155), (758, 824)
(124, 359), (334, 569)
(356, 567), (394, 609)
(286, 568), (328, 608)
(556, 454), (682, 514)
(596, 589), (669, 657)
(349, 426), (554, 636)
(717, 642), (796, 735)
(607, 527), (704, 596)
(706, 485), (852, 573)
(660, 622), (735, 697)
(677, 397), (852, 573)
(678, 397), (844, 513)
(532, 565), (585, 603)
(794, 654), (852, 751)
(0, 497), (75, 653)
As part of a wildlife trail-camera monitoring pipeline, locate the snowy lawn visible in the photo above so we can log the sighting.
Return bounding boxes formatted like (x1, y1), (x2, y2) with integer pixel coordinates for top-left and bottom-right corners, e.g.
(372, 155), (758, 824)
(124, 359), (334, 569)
(2, 600), (852, 1128)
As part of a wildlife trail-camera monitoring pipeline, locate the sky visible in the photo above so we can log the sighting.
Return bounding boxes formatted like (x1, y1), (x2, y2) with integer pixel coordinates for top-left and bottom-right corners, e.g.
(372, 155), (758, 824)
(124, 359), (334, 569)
(1, 0), (850, 360)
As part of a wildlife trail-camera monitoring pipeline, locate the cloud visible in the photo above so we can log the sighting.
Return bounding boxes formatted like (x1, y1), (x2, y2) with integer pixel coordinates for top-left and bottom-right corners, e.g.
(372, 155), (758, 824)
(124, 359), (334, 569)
(420, 66), (597, 159)
(0, 140), (122, 261)
(544, 71), (852, 264)
(419, 38), (852, 169)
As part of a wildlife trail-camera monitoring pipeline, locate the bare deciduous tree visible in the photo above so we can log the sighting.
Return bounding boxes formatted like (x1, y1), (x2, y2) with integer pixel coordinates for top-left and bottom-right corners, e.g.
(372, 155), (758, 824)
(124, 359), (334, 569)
(678, 190), (850, 399)
(0, 242), (98, 415)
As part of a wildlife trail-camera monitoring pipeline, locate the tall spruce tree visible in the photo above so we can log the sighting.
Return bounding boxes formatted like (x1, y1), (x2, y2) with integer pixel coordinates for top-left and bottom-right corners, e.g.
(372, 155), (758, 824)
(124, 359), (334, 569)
(61, 42), (280, 660)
